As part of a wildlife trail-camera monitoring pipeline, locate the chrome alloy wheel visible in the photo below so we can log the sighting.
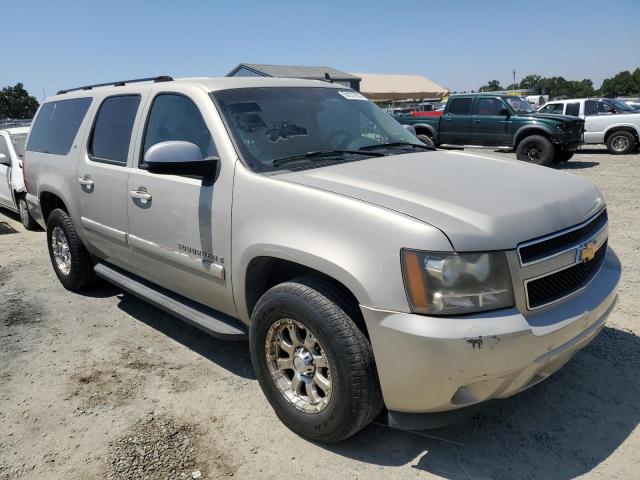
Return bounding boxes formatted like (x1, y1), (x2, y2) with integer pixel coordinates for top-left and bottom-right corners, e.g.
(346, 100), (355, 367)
(51, 226), (71, 275)
(611, 135), (630, 152)
(265, 318), (332, 413)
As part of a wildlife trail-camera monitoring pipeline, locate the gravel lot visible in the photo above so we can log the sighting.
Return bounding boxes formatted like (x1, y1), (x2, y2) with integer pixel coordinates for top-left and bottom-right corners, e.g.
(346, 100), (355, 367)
(1, 146), (639, 480)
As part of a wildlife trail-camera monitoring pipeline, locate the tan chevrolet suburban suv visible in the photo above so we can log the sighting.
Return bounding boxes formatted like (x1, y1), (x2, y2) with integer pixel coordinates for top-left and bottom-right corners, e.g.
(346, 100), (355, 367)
(23, 76), (620, 442)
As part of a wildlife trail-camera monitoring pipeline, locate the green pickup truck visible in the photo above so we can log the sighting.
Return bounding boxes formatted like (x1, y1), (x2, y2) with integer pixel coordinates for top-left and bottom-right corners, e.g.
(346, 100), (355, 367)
(395, 93), (584, 165)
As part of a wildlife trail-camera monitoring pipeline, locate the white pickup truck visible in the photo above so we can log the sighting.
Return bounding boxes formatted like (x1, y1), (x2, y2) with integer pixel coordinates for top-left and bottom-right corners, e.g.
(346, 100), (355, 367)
(538, 98), (640, 154)
(0, 125), (38, 229)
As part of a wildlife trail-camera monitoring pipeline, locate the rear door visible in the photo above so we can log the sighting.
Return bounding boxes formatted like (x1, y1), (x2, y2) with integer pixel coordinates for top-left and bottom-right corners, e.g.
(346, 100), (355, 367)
(439, 97), (473, 145)
(77, 94), (143, 267)
(126, 89), (235, 315)
(0, 134), (13, 207)
(470, 97), (512, 146)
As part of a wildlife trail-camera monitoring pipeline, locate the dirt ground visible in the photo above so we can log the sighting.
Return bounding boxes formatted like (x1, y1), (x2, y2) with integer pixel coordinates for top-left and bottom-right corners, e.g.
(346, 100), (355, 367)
(1, 146), (639, 480)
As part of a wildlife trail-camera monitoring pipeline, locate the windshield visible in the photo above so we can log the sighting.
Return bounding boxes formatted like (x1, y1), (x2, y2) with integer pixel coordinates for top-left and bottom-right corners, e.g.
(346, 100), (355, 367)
(504, 96), (535, 113)
(212, 87), (423, 172)
(9, 133), (28, 158)
(605, 99), (636, 112)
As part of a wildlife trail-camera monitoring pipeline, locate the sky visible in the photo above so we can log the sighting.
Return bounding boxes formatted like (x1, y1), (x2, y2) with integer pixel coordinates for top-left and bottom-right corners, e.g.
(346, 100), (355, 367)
(3, 0), (639, 100)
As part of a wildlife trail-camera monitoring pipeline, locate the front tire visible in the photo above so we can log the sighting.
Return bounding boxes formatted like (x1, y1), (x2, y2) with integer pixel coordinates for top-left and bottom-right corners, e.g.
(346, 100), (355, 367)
(606, 131), (636, 154)
(553, 148), (575, 163)
(46, 208), (96, 291)
(18, 196), (38, 230)
(516, 135), (554, 165)
(249, 277), (383, 443)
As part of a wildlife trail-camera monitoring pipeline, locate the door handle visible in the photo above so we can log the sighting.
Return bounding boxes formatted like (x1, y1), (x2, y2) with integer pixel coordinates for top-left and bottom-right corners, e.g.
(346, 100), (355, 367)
(130, 189), (152, 201)
(474, 120), (481, 123)
(78, 176), (94, 187)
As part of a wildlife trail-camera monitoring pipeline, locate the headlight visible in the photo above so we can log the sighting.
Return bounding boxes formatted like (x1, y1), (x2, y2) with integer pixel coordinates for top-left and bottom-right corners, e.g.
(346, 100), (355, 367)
(401, 249), (514, 315)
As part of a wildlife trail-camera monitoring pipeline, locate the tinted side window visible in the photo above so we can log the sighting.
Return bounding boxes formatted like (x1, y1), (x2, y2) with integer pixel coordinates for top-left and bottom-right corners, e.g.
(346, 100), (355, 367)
(26, 98), (92, 155)
(584, 100), (609, 116)
(142, 94), (215, 164)
(475, 98), (503, 115)
(89, 95), (141, 165)
(539, 103), (564, 114)
(447, 98), (472, 115)
(565, 102), (580, 116)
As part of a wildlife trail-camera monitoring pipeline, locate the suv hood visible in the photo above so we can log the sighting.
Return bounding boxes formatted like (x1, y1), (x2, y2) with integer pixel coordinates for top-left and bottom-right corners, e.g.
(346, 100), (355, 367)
(277, 150), (604, 251)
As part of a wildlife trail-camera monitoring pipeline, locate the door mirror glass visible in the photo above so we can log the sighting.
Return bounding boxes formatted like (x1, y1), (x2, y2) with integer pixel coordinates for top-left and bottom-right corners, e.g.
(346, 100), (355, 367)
(499, 108), (510, 116)
(144, 141), (218, 177)
(0, 153), (9, 165)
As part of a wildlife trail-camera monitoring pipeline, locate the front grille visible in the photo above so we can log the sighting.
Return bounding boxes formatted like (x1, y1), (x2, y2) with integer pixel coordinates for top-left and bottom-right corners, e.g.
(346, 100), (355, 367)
(526, 240), (607, 309)
(519, 209), (607, 264)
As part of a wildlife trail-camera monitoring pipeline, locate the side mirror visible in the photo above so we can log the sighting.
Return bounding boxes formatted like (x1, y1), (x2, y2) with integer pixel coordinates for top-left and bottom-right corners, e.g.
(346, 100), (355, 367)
(144, 141), (218, 177)
(499, 108), (510, 117)
(0, 153), (9, 166)
(403, 125), (417, 136)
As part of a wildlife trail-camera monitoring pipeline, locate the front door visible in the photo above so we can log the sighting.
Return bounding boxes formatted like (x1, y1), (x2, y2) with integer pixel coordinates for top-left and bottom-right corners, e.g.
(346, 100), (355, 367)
(440, 97), (474, 145)
(471, 97), (513, 146)
(0, 135), (14, 207)
(127, 92), (235, 316)
(77, 94), (142, 267)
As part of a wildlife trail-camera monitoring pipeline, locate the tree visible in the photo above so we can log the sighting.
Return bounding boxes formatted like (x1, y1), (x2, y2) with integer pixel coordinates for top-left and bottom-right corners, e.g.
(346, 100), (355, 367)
(479, 80), (503, 92)
(0, 83), (39, 119)
(601, 70), (638, 97)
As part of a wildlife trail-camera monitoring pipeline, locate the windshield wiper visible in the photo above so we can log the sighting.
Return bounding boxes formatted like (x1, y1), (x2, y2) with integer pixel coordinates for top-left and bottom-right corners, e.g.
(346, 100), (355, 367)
(272, 150), (384, 167)
(359, 142), (434, 151)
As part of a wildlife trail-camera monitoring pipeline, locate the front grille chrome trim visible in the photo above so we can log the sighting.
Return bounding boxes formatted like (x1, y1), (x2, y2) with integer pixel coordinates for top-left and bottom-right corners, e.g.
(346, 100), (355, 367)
(524, 239), (607, 310)
(517, 208), (607, 267)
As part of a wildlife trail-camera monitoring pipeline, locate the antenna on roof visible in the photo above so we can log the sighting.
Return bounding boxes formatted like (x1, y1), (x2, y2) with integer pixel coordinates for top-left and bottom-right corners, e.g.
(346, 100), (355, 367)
(324, 72), (333, 83)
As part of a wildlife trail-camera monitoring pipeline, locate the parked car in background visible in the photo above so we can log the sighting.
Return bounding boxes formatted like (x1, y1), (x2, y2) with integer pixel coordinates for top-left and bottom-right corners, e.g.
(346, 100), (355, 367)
(538, 98), (640, 154)
(395, 93), (584, 165)
(619, 98), (640, 111)
(24, 76), (619, 442)
(0, 125), (38, 229)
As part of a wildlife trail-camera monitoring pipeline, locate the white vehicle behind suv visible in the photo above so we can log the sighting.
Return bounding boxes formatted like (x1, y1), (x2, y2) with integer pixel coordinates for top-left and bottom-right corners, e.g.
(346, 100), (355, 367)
(538, 98), (640, 154)
(0, 125), (38, 229)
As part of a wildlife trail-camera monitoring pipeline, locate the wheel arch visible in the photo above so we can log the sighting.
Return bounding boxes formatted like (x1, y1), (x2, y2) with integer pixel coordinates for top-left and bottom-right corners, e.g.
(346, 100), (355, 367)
(411, 123), (438, 141)
(242, 253), (370, 334)
(513, 126), (554, 147)
(603, 125), (640, 143)
(39, 189), (70, 223)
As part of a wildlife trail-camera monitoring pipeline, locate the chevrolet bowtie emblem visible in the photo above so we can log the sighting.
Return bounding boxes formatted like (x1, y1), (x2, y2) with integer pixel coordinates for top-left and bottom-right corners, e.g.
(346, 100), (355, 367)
(579, 242), (597, 262)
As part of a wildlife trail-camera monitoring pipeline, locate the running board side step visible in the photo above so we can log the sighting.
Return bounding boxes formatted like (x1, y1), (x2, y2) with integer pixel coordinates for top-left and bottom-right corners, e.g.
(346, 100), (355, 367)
(94, 263), (247, 341)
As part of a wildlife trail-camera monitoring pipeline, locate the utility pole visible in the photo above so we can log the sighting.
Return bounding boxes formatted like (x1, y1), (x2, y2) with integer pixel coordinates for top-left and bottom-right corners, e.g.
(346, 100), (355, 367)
(512, 69), (516, 88)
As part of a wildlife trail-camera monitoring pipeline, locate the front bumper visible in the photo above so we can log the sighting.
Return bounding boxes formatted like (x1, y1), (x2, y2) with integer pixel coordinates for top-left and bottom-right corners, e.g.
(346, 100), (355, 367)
(361, 247), (620, 415)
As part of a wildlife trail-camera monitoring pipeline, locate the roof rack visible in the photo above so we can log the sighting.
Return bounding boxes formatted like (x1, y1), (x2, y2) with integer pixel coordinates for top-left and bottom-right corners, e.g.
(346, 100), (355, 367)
(57, 76), (173, 95)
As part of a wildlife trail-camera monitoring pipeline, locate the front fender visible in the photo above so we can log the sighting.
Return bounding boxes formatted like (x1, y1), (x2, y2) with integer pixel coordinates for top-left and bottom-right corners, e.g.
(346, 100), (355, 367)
(231, 166), (453, 324)
(513, 125), (556, 146)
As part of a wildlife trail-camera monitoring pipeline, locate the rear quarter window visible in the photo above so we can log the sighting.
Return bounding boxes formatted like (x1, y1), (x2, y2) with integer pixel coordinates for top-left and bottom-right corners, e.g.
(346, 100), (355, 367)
(565, 102), (580, 116)
(26, 97), (92, 155)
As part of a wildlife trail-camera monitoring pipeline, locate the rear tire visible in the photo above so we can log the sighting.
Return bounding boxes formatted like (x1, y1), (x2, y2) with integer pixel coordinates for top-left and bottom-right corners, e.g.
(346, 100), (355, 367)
(249, 277), (383, 443)
(516, 135), (554, 166)
(46, 208), (97, 291)
(18, 196), (38, 230)
(606, 131), (636, 154)
(416, 134), (436, 148)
